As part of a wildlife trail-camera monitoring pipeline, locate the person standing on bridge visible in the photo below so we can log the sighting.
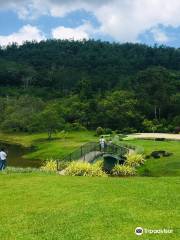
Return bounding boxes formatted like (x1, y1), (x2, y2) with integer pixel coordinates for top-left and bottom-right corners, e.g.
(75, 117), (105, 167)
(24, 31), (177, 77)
(99, 136), (106, 152)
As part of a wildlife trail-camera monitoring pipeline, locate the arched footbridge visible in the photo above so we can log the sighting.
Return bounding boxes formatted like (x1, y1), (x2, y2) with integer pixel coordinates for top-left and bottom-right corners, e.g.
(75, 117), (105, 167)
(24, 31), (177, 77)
(57, 142), (135, 171)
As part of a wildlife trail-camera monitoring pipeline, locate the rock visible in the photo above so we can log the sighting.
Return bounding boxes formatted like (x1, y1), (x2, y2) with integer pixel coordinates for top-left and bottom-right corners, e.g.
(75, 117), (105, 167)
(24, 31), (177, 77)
(151, 150), (173, 158)
(59, 169), (66, 175)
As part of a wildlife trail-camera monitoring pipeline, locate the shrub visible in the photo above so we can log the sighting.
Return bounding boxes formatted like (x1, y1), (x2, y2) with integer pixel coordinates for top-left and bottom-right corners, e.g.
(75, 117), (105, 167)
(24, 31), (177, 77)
(167, 124), (174, 132)
(122, 127), (137, 134)
(64, 161), (107, 177)
(41, 159), (57, 172)
(104, 128), (112, 134)
(112, 134), (120, 144)
(65, 123), (87, 131)
(173, 115), (180, 126)
(111, 165), (136, 176)
(71, 123), (87, 131)
(118, 134), (127, 140)
(96, 127), (104, 136)
(174, 126), (180, 134)
(125, 153), (145, 167)
(115, 130), (122, 134)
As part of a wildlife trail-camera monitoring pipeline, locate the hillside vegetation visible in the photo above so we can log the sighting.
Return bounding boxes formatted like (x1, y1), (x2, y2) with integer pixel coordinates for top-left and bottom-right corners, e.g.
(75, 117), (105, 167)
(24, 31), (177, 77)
(0, 40), (180, 134)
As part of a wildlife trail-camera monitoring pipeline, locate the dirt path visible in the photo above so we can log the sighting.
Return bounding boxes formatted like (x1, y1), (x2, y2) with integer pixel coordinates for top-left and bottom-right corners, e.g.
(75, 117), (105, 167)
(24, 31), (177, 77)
(127, 133), (180, 141)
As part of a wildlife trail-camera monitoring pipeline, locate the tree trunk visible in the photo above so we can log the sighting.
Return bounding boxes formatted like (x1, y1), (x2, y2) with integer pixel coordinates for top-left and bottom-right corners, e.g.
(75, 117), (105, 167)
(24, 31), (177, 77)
(48, 130), (52, 140)
(154, 105), (157, 119)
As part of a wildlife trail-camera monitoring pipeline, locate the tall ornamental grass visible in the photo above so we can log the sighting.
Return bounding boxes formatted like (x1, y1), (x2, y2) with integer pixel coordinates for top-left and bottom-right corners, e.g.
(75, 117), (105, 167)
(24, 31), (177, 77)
(111, 165), (136, 176)
(41, 159), (57, 172)
(64, 161), (107, 177)
(125, 153), (145, 167)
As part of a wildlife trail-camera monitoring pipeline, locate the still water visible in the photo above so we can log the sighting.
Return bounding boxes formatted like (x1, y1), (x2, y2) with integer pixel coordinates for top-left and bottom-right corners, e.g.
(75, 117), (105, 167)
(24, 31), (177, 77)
(0, 141), (42, 168)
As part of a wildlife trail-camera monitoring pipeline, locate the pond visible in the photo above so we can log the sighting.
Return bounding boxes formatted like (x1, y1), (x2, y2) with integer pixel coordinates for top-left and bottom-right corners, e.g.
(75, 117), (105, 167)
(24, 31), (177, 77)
(0, 141), (42, 168)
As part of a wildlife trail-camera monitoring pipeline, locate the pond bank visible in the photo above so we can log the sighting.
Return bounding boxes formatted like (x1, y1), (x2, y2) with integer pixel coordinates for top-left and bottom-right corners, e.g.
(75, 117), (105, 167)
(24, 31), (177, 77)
(0, 131), (97, 165)
(0, 141), (42, 168)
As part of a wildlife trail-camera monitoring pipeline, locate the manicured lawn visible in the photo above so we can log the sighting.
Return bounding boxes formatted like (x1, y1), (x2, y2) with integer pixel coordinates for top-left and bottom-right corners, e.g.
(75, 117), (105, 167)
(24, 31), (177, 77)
(124, 139), (180, 177)
(0, 134), (179, 239)
(0, 131), (97, 160)
(0, 173), (179, 240)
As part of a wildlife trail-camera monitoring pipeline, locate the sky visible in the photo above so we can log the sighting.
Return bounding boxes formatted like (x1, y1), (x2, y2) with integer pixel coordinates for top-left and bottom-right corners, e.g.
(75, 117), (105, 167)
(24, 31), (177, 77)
(0, 0), (180, 47)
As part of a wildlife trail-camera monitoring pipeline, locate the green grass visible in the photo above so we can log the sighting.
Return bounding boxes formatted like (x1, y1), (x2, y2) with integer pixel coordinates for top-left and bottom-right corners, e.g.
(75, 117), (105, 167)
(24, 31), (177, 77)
(0, 134), (179, 239)
(123, 139), (180, 177)
(0, 173), (179, 240)
(0, 131), (97, 160)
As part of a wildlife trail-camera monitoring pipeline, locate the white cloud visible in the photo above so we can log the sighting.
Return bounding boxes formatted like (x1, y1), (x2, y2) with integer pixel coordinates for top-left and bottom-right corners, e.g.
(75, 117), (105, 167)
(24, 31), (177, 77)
(151, 27), (169, 43)
(52, 22), (97, 40)
(1, 0), (180, 42)
(0, 25), (45, 46)
(52, 25), (88, 40)
(93, 0), (180, 42)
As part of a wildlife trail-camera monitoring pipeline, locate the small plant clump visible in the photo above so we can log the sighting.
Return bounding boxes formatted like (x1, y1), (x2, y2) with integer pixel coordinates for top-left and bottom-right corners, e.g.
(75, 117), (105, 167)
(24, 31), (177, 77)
(125, 153), (145, 167)
(41, 159), (57, 172)
(111, 165), (136, 176)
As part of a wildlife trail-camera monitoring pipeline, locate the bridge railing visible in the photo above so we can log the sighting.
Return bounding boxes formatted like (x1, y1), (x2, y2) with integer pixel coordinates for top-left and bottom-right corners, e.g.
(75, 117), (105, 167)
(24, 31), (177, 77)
(59, 142), (99, 162)
(105, 143), (129, 156)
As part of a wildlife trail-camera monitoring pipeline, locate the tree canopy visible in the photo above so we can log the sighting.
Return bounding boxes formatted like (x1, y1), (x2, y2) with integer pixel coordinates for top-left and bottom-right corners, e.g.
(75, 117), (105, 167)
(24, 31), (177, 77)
(0, 39), (179, 134)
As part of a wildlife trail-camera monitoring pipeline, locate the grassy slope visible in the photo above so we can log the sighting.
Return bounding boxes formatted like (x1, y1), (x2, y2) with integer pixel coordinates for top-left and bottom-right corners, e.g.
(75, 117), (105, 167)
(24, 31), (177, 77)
(0, 131), (97, 160)
(124, 139), (180, 177)
(0, 173), (179, 240)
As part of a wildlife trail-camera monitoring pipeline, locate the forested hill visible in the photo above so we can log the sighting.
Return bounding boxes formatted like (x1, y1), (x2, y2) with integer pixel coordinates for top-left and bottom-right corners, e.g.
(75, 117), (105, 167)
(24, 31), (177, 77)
(0, 40), (180, 90)
(0, 40), (180, 133)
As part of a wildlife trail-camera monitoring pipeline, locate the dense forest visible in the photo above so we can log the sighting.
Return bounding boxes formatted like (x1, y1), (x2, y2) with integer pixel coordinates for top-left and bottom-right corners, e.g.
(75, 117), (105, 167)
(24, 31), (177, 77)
(0, 39), (180, 135)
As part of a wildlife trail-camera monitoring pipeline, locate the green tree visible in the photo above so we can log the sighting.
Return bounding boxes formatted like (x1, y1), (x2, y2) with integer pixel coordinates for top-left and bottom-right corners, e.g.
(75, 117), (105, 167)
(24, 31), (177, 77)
(134, 67), (177, 119)
(38, 108), (65, 139)
(97, 91), (142, 131)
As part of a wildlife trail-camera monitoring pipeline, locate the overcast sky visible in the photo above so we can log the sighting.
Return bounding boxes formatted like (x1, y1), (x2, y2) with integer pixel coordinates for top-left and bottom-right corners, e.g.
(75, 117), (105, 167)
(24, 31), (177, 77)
(0, 0), (180, 47)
